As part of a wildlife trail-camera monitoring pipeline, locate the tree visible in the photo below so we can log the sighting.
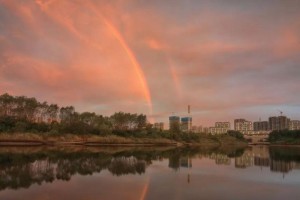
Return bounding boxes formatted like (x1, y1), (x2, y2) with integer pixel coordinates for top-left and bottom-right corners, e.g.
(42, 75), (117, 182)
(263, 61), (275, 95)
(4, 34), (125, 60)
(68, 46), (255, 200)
(59, 106), (75, 124)
(227, 130), (244, 140)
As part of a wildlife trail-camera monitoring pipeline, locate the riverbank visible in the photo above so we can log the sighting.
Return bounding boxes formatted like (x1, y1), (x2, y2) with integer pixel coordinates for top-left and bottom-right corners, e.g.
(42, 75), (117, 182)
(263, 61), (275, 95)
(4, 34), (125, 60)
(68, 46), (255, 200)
(270, 139), (300, 146)
(0, 133), (247, 147)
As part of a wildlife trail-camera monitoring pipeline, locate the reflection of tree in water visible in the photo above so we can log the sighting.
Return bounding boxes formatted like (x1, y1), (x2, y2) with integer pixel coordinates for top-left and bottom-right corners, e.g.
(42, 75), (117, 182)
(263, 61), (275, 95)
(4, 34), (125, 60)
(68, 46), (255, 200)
(268, 147), (300, 174)
(0, 149), (169, 191)
(0, 159), (55, 190)
(5, 146), (300, 191)
(108, 157), (146, 176)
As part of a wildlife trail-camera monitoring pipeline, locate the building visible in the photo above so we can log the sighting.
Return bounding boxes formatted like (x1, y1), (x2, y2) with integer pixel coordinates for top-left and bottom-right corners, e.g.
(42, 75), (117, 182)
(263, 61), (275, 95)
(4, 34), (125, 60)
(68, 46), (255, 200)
(234, 119), (246, 130)
(234, 119), (253, 135)
(253, 121), (269, 131)
(169, 116), (180, 130)
(269, 116), (290, 131)
(215, 122), (230, 129)
(181, 117), (192, 132)
(203, 127), (209, 134)
(191, 126), (202, 133)
(154, 122), (164, 131)
(289, 120), (300, 130)
(209, 122), (230, 135)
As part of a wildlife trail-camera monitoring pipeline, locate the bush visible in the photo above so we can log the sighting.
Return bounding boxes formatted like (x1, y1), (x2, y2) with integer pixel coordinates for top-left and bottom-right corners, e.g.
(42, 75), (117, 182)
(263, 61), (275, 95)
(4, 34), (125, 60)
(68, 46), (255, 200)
(269, 130), (300, 142)
(226, 130), (244, 140)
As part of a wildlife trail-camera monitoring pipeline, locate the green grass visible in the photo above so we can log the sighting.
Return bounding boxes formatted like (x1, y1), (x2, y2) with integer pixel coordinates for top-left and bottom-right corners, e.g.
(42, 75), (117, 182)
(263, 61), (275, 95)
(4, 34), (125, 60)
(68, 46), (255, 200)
(0, 132), (248, 146)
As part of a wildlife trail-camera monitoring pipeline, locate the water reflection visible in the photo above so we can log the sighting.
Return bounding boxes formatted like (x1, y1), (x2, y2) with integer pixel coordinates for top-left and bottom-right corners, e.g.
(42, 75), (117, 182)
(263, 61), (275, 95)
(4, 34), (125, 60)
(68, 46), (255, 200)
(0, 146), (300, 192)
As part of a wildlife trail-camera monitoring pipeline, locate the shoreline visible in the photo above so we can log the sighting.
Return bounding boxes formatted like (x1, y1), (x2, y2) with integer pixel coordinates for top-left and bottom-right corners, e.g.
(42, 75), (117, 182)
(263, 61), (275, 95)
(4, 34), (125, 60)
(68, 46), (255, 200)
(0, 138), (247, 147)
(0, 140), (179, 147)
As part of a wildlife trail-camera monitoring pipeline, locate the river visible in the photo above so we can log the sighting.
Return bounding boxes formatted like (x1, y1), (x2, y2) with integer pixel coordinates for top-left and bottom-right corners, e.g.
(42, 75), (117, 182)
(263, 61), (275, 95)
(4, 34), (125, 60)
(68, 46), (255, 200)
(0, 145), (299, 200)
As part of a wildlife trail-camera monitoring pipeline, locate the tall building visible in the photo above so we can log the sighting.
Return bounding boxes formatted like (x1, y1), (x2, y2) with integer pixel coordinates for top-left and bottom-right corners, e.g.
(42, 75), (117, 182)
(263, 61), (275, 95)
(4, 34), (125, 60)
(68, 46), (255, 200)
(169, 116), (180, 130)
(269, 116), (290, 131)
(181, 117), (192, 132)
(234, 119), (246, 130)
(253, 121), (269, 131)
(234, 119), (253, 135)
(289, 120), (300, 130)
(154, 122), (164, 131)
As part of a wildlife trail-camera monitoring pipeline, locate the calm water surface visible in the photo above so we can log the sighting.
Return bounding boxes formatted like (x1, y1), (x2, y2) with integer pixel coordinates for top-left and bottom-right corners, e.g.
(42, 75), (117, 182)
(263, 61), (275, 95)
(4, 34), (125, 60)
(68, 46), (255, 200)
(0, 145), (300, 200)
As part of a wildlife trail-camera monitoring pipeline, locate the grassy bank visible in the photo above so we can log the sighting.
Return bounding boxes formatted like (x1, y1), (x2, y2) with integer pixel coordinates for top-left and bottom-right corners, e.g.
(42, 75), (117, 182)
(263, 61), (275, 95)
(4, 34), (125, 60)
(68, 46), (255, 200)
(270, 138), (300, 145)
(183, 134), (248, 147)
(269, 130), (300, 145)
(0, 132), (247, 147)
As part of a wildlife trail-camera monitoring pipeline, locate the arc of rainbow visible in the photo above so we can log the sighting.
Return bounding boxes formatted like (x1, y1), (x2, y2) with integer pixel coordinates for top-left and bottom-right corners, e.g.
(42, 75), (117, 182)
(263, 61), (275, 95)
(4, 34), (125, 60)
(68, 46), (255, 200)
(101, 18), (153, 114)
(139, 177), (150, 200)
(165, 55), (182, 98)
(35, 0), (153, 115)
(86, 3), (153, 115)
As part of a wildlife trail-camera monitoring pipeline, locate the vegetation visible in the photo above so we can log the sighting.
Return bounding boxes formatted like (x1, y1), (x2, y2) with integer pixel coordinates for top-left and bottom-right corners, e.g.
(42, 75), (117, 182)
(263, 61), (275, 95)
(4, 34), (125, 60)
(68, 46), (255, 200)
(268, 130), (300, 145)
(0, 93), (247, 146)
(0, 93), (147, 135)
(0, 146), (247, 190)
(226, 130), (245, 140)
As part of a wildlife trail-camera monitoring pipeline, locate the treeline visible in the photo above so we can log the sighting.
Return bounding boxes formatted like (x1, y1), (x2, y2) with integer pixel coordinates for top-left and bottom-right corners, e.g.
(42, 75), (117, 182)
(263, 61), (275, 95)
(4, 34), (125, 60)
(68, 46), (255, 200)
(0, 93), (147, 135)
(269, 130), (300, 144)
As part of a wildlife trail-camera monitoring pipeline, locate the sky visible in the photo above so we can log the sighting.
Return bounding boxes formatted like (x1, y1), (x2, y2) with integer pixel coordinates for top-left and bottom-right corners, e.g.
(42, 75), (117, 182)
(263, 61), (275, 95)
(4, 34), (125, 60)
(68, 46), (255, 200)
(0, 0), (300, 127)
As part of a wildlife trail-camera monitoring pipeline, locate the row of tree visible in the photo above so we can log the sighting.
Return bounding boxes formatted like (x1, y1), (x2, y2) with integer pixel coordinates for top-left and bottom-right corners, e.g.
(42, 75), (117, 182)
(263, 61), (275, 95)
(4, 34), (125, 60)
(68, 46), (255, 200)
(0, 93), (147, 135)
(268, 130), (300, 143)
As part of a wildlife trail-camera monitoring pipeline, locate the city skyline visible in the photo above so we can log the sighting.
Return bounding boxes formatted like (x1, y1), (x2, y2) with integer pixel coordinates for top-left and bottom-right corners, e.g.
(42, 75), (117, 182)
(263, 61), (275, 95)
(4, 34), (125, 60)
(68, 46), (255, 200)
(1, 0), (300, 126)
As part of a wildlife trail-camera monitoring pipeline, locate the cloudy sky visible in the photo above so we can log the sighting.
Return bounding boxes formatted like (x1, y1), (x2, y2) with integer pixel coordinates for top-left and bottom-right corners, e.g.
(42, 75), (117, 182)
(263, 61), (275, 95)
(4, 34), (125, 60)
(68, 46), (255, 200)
(0, 0), (300, 126)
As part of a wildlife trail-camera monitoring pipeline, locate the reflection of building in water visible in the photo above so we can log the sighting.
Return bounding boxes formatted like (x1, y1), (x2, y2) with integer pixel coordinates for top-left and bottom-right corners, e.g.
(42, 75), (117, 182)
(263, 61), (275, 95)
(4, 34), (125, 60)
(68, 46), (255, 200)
(168, 154), (180, 171)
(270, 160), (295, 173)
(168, 154), (193, 170)
(235, 151), (254, 168)
(294, 162), (300, 169)
(252, 146), (270, 168)
(209, 154), (228, 164)
(180, 157), (192, 168)
(209, 153), (231, 165)
(254, 157), (270, 167)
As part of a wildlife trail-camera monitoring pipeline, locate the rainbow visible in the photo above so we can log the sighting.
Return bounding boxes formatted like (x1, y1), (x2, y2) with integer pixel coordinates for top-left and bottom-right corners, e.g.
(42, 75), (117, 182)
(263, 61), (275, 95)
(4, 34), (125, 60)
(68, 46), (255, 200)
(35, 0), (153, 114)
(101, 17), (153, 114)
(166, 56), (182, 97)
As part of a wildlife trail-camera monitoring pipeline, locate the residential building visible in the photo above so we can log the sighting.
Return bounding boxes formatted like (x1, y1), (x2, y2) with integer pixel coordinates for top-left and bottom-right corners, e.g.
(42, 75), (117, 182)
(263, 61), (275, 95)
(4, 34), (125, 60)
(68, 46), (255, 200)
(203, 127), (209, 134)
(169, 116), (180, 130)
(154, 122), (164, 131)
(181, 117), (192, 132)
(234, 119), (253, 135)
(269, 116), (290, 131)
(191, 126), (202, 133)
(209, 127), (229, 134)
(215, 122), (230, 129)
(253, 121), (269, 131)
(209, 122), (230, 135)
(289, 120), (300, 130)
(234, 119), (246, 130)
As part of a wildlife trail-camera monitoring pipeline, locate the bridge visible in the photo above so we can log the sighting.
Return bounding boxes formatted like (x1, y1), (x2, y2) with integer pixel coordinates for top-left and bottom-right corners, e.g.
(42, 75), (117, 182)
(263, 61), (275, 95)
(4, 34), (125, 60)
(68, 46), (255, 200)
(244, 134), (270, 145)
